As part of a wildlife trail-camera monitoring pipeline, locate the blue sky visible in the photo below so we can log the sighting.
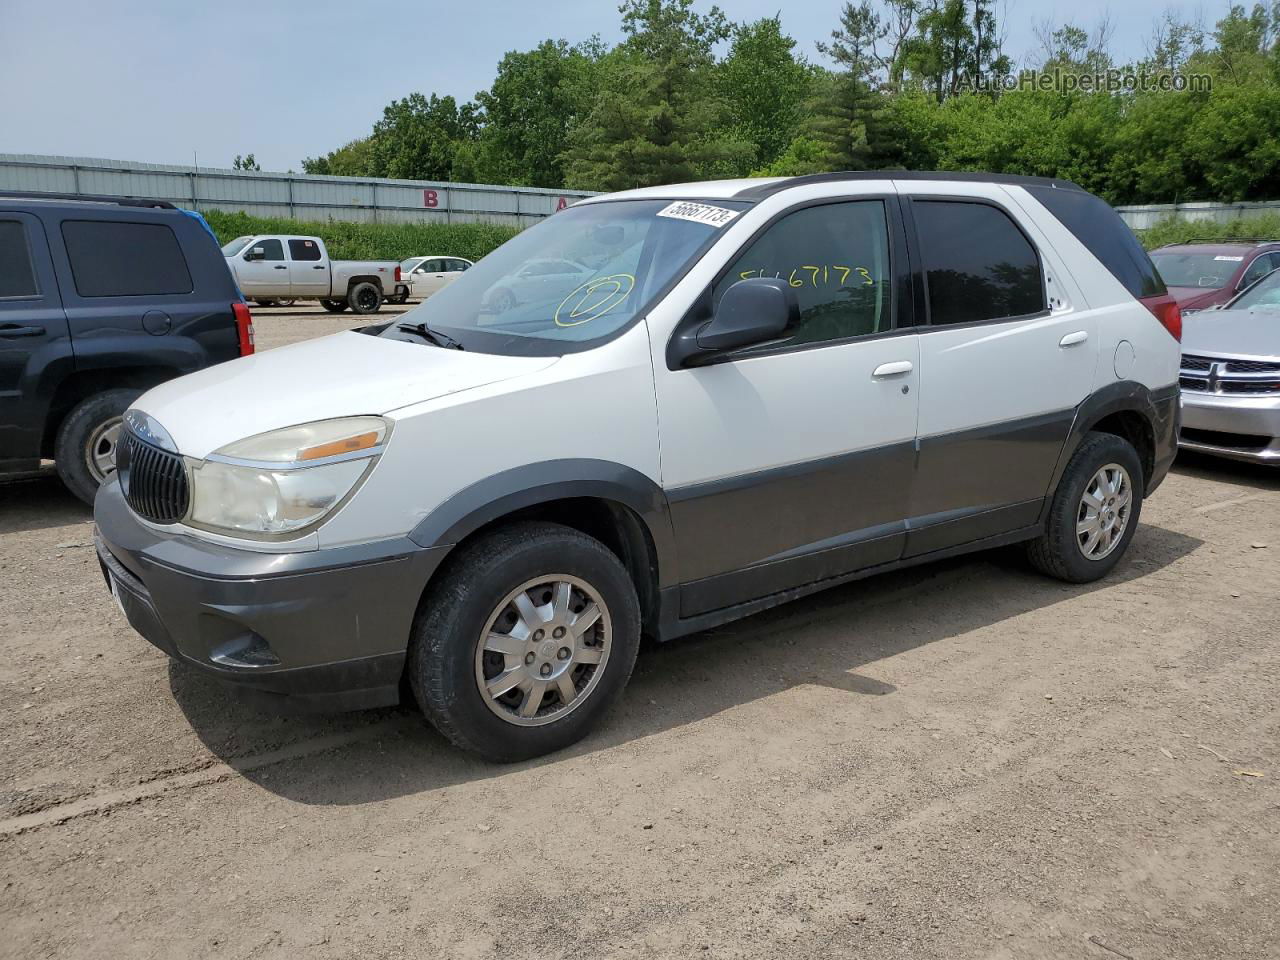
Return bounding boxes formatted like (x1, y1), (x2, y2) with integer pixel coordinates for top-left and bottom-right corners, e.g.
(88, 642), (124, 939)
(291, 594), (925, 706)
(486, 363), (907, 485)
(1, 0), (1202, 172)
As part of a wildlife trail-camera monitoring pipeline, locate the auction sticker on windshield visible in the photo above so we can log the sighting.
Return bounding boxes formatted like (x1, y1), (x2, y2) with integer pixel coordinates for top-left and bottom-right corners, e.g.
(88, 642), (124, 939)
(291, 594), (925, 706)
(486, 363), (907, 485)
(657, 201), (741, 228)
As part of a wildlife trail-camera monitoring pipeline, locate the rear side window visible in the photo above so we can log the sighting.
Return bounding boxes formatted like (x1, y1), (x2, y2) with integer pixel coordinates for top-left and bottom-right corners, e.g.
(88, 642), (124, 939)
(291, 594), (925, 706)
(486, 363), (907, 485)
(913, 200), (1045, 326)
(288, 238), (322, 261)
(1025, 185), (1166, 299)
(0, 220), (38, 298)
(714, 200), (892, 347)
(61, 220), (193, 298)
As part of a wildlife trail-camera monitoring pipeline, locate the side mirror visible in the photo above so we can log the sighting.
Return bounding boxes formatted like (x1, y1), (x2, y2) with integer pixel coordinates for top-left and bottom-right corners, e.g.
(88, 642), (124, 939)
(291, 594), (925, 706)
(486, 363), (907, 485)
(668, 278), (799, 368)
(245, 247), (265, 262)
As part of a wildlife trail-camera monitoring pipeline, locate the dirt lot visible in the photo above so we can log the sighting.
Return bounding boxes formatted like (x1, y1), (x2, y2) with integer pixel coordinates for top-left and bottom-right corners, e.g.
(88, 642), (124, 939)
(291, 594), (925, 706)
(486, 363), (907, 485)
(2, 305), (1278, 959)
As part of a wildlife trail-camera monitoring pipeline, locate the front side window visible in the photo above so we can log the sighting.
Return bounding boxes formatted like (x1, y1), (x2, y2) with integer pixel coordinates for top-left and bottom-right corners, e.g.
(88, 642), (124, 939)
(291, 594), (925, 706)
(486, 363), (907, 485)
(288, 238), (322, 261)
(61, 220), (193, 298)
(712, 200), (892, 349)
(913, 200), (1045, 326)
(252, 238), (284, 261)
(380, 198), (748, 355)
(1227, 268), (1280, 311)
(0, 220), (38, 298)
(1239, 252), (1277, 289)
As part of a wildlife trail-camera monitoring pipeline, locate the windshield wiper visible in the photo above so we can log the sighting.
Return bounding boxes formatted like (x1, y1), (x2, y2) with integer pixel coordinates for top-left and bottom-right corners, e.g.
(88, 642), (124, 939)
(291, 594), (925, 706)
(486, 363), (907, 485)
(396, 321), (464, 350)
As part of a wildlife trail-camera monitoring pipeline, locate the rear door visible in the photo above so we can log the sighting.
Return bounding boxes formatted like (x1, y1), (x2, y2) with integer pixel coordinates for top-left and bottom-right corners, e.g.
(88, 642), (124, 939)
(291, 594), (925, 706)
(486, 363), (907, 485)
(902, 186), (1098, 556)
(287, 237), (328, 297)
(0, 212), (71, 470)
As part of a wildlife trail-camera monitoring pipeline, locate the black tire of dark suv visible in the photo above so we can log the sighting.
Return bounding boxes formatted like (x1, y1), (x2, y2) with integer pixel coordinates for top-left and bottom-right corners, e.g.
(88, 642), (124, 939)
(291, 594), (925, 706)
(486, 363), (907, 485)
(54, 388), (142, 505)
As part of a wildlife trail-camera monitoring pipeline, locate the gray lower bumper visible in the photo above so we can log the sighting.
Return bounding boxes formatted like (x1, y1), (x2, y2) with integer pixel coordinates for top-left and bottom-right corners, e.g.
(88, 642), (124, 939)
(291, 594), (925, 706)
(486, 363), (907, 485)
(93, 478), (448, 710)
(1180, 390), (1280, 465)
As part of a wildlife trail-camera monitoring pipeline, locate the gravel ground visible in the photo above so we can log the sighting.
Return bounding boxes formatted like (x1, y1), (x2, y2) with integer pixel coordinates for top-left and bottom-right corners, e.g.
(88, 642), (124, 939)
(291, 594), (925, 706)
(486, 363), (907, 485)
(1, 306), (1278, 959)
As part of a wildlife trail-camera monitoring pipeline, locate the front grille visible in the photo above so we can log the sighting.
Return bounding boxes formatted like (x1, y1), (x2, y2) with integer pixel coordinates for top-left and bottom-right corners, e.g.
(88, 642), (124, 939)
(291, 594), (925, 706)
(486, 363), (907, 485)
(1179, 353), (1280, 396)
(118, 428), (189, 524)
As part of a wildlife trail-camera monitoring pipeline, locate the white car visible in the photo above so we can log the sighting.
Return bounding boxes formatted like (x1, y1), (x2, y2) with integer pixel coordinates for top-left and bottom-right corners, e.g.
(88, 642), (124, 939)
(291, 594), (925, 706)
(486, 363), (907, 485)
(402, 256), (472, 301)
(96, 173), (1181, 761)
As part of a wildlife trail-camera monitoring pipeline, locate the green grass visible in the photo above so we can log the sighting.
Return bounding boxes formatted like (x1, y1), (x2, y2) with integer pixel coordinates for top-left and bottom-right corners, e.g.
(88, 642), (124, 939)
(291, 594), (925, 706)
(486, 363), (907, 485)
(201, 209), (520, 262)
(1138, 213), (1280, 250)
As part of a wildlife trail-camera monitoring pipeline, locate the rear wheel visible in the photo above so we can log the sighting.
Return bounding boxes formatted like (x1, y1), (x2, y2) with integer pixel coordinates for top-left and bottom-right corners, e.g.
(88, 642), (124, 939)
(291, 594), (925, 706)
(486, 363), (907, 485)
(319, 298), (349, 313)
(408, 522), (641, 762)
(348, 281), (383, 314)
(54, 388), (142, 505)
(1026, 432), (1144, 583)
(274, 298), (296, 308)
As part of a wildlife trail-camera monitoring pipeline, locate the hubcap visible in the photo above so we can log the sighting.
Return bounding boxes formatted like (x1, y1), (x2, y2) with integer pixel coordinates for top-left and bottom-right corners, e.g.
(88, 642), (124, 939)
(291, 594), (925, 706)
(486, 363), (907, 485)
(1076, 462), (1132, 560)
(474, 574), (611, 727)
(85, 417), (123, 484)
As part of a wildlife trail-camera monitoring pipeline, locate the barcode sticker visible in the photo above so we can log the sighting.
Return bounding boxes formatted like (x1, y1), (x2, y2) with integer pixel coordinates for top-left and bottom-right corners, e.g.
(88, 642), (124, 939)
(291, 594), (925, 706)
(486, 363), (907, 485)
(657, 201), (740, 228)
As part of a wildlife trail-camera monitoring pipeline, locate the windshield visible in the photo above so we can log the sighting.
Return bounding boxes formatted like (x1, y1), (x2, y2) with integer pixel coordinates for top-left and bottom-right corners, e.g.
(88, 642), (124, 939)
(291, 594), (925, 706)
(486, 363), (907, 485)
(379, 198), (749, 355)
(222, 236), (254, 258)
(1150, 251), (1244, 289)
(1228, 267), (1280, 310)
(400, 256), (426, 272)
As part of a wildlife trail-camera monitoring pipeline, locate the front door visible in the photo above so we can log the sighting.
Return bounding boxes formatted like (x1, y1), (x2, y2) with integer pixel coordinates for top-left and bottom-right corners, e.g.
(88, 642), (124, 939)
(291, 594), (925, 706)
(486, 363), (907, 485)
(902, 188), (1100, 556)
(653, 197), (921, 617)
(0, 212), (71, 470)
(410, 259), (448, 299)
(237, 237), (287, 298)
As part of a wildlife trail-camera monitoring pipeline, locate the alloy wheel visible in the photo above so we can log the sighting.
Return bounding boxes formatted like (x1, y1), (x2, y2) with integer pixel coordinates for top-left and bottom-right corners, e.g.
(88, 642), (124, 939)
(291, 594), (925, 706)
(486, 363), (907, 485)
(1076, 462), (1132, 560)
(85, 416), (123, 484)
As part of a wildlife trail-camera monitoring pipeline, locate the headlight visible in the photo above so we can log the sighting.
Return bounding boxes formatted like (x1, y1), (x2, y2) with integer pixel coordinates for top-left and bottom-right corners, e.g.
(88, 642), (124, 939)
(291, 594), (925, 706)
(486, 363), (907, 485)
(188, 417), (388, 538)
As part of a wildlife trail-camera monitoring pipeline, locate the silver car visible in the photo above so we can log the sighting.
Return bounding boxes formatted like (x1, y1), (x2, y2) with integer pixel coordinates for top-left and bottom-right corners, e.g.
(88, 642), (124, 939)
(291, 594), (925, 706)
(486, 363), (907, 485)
(1179, 269), (1280, 464)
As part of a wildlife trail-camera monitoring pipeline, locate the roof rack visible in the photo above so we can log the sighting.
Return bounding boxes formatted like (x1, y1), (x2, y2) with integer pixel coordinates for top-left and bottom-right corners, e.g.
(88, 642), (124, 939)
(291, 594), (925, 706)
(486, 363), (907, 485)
(1167, 237), (1280, 245)
(735, 169), (1085, 200)
(0, 190), (177, 209)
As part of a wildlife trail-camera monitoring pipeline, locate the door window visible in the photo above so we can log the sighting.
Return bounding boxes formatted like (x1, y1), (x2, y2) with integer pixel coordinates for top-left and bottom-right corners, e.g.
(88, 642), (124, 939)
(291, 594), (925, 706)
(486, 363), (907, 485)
(253, 238), (285, 261)
(1239, 253), (1278, 289)
(713, 200), (892, 349)
(913, 200), (1045, 326)
(0, 220), (38, 298)
(60, 220), (193, 297)
(421, 259), (444, 273)
(288, 238), (322, 261)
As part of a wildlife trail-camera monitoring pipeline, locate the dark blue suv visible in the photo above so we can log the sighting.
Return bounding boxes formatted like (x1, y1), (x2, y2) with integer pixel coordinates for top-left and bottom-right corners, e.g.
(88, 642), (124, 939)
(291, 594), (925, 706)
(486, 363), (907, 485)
(0, 193), (252, 503)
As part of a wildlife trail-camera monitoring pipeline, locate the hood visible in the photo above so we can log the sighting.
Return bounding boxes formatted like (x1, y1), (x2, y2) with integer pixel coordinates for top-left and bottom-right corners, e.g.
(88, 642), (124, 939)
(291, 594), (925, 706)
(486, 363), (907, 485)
(1181, 307), (1280, 360)
(1167, 285), (1227, 310)
(134, 330), (557, 458)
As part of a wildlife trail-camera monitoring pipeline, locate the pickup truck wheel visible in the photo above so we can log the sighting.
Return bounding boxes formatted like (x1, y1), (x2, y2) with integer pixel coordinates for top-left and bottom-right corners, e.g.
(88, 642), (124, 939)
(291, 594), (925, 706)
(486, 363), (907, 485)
(319, 299), (349, 313)
(348, 282), (383, 314)
(54, 388), (142, 506)
(1026, 432), (1144, 584)
(408, 521), (641, 762)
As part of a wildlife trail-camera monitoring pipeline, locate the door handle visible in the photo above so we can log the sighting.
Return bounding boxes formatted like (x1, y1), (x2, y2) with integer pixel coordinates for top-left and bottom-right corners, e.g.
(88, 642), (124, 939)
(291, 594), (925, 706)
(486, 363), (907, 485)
(273, 265), (287, 270)
(872, 360), (914, 378)
(1059, 330), (1088, 347)
(313, 265), (326, 270)
(0, 324), (45, 338)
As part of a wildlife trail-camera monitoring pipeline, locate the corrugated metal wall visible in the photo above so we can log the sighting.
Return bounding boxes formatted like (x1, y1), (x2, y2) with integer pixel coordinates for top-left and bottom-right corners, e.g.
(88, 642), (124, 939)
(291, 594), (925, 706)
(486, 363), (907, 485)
(1115, 200), (1280, 230)
(0, 154), (596, 228)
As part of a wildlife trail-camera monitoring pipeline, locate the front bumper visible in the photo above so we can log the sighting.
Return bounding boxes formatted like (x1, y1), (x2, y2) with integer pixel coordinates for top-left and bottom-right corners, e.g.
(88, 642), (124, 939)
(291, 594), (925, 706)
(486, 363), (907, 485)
(1179, 390), (1280, 465)
(94, 478), (448, 711)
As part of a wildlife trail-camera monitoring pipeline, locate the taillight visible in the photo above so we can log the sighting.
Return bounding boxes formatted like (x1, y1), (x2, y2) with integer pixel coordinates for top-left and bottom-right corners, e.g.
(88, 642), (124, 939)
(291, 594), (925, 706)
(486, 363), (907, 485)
(232, 301), (255, 356)
(1140, 293), (1182, 342)
(395, 266), (402, 283)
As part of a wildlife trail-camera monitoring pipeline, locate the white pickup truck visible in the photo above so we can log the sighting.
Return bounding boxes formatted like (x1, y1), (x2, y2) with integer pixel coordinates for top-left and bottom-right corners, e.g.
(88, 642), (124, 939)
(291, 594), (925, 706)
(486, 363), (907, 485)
(221, 235), (409, 314)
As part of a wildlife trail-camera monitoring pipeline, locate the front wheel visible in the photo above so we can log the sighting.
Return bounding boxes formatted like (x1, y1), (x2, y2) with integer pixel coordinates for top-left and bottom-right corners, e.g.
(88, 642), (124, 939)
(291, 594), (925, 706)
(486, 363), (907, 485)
(54, 388), (142, 505)
(408, 522), (641, 762)
(347, 281), (383, 314)
(1026, 432), (1144, 583)
(319, 298), (349, 313)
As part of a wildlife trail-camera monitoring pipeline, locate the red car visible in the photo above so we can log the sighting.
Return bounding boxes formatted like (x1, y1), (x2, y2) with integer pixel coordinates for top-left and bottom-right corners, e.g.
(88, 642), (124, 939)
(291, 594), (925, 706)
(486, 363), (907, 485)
(1149, 239), (1280, 313)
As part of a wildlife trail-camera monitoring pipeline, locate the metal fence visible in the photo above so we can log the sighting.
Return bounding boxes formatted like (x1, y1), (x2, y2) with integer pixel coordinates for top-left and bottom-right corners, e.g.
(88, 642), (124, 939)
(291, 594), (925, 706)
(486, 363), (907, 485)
(0, 154), (597, 228)
(1114, 200), (1280, 230)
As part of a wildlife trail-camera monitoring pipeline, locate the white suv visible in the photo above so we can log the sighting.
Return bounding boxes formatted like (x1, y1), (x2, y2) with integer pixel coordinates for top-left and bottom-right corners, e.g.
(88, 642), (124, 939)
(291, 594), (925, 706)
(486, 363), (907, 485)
(94, 173), (1182, 761)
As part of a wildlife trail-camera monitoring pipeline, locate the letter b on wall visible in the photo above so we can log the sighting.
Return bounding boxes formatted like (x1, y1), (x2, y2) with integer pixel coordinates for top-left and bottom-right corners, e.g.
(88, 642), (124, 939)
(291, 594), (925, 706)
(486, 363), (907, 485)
(423, 189), (439, 208)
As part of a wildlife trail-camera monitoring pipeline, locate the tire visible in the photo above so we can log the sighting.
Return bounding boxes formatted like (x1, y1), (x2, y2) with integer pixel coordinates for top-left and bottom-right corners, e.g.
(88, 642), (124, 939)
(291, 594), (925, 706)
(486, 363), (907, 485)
(347, 281), (383, 314)
(1026, 432), (1144, 583)
(275, 298), (296, 308)
(320, 298), (349, 313)
(388, 290), (409, 305)
(253, 299), (277, 307)
(408, 521), (642, 762)
(54, 388), (142, 506)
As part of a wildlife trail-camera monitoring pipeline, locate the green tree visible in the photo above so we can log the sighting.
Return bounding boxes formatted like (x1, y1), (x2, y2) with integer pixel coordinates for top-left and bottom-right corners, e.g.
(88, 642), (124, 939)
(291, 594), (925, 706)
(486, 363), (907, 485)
(367, 93), (479, 181)
(718, 17), (815, 172)
(232, 154), (261, 171)
(302, 138), (374, 177)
